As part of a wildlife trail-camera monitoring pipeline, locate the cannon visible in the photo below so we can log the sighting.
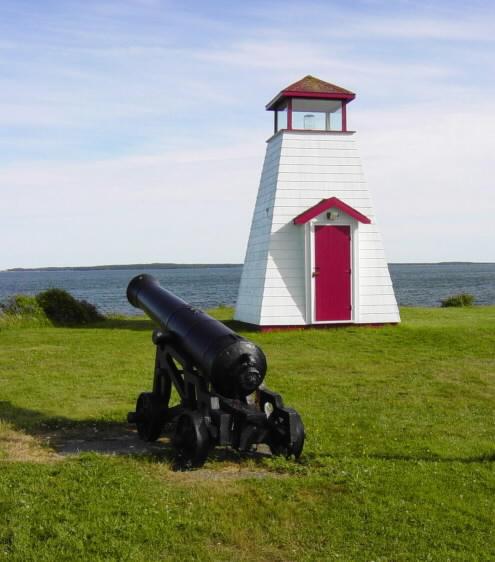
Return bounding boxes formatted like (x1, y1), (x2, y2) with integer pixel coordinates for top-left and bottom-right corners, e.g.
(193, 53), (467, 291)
(126, 274), (304, 467)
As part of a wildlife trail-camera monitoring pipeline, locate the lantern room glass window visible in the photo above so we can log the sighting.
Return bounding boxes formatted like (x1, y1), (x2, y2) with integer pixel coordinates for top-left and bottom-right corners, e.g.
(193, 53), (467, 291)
(292, 99), (343, 131)
(275, 102), (288, 132)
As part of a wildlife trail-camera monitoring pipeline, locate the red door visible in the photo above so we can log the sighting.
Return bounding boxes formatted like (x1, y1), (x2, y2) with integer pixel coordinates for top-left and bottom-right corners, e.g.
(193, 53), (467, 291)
(314, 225), (351, 321)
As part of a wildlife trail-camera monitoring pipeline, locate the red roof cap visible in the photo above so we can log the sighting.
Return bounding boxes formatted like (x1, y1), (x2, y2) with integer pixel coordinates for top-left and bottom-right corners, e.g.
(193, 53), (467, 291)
(293, 197), (370, 225)
(267, 75), (355, 110)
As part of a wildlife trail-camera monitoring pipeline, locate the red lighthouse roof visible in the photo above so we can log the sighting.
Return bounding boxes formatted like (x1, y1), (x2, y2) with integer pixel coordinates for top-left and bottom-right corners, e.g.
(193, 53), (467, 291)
(266, 75), (355, 110)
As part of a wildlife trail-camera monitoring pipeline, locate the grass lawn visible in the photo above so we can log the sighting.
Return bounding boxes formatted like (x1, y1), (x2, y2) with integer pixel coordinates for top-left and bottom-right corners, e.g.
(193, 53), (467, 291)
(0, 307), (494, 561)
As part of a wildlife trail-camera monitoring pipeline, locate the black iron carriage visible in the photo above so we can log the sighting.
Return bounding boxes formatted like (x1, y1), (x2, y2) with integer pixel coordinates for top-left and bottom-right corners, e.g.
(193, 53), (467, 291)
(126, 274), (304, 468)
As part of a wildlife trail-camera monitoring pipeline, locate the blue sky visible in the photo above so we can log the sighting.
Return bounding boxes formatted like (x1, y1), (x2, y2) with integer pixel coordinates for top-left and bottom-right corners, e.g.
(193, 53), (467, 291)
(1, 0), (494, 268)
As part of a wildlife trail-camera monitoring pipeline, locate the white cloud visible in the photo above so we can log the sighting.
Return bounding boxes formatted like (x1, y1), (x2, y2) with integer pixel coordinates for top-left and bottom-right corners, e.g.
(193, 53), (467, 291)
(2, 97), (493, 268)
(0, 139), (267, 267)
(357, 101), (495, 261)
(345, 15), (495, 41)
(0, 0), (494, 267)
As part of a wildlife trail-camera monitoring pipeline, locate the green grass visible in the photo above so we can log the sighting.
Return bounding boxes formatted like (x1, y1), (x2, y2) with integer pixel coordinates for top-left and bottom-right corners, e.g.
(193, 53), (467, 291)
(0, 307), (494, 561)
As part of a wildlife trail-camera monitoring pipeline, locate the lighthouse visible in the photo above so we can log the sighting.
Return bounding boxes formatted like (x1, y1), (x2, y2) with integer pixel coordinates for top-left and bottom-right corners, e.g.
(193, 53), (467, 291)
(235, 75), (400, 328)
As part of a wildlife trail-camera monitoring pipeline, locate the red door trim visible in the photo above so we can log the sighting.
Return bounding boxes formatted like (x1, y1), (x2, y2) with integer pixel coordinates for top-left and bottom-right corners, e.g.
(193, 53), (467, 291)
(294, 197), (370, 225)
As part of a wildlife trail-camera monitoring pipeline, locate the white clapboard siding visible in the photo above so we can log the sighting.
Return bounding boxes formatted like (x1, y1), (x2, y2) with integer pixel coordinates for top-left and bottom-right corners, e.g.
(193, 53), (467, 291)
(278, 164), (364, 174)
(359, 274), (394, 284)
(359, 269), (393, 280)
(360, 284), (395, 296)
(281, 157), (362, 166)
(273, 206), (374, 220)
(234, 134), (283, 323)
(274, 199), (373, 211)
(360, 294), (399, 306)
(280, 148), (358, 157)
(359, 261), (390, 271)
(359, 314), (399, 324)
(282, 138), (355, 148)
(235, 130), (400, 326)
(263, 277), (304, 288)
(278, 172), (366, 183)
(260, 317), (307, 325)
(260, 310), (306, 322)
(262, 286), (306, 298)
(276, 184), (368, 195)
(359, 239), (385, 250)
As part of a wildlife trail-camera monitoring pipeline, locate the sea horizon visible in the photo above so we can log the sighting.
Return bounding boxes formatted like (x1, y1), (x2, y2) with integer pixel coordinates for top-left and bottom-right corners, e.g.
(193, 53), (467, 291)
(4, 260), (494, 272)
(1, 263), (494, 312)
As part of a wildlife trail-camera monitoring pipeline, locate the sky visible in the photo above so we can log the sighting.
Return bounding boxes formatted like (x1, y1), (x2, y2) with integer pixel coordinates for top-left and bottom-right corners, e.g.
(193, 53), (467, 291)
(1, 0), (494, 268)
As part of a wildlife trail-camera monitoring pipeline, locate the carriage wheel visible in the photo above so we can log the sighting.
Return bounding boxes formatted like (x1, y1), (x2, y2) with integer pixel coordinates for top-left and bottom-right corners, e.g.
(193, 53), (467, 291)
(268, 411), (305, 459)
(172, 411), (210, 468)
(135, 392), (166, 442)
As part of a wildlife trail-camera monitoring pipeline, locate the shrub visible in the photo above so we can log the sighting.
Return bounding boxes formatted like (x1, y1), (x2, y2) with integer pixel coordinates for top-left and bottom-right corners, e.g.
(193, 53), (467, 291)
(1, 294), (45, 317)
(440, 293), (475, 307)
(35, 289), (105, 325)
(0, 294), (50, 328)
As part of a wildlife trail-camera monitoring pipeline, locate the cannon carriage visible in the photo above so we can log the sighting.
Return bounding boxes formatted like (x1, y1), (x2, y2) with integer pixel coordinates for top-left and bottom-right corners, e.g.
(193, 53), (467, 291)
(126, 274), (304, 468)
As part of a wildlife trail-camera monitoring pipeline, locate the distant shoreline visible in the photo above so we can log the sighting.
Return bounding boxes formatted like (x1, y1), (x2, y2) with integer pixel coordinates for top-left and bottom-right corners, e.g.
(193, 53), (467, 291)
(4, 261), (494, 272)
(6, 263), (242, 272)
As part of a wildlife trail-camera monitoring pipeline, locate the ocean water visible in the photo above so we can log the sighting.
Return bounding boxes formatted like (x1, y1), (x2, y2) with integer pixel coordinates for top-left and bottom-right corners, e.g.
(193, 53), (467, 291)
(0, 263), (493, 315)
(0, 267), (241, 315)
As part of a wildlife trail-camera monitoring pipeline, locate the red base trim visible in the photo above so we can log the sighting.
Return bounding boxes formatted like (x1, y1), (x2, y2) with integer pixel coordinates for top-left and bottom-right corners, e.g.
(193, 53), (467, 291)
(234, 322), (398, 333)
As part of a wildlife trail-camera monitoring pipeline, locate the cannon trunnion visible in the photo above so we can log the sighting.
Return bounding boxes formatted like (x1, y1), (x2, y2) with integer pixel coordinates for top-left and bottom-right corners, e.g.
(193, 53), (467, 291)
(126, 274), (305, 468)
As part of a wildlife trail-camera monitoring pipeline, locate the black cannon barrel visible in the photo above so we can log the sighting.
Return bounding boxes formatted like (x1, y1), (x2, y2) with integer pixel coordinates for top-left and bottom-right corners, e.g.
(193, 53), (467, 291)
(127, 274), (266, 398)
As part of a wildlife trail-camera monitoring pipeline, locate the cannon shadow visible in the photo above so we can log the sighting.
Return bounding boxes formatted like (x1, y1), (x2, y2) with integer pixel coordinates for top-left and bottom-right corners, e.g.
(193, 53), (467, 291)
(0, 400), (175, 460)
(0, 401), (273, 467)
(4, 402), (492, 467)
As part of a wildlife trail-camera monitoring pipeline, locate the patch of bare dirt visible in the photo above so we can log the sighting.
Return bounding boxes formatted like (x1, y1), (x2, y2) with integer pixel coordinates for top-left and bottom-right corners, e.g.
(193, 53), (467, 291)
(0, 424), (62, 463)
(168, 465), (283, 483)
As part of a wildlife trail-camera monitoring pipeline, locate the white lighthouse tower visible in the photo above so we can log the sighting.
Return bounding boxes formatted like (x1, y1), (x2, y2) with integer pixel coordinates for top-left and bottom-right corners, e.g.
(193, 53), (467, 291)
(235, 75), (400, 329)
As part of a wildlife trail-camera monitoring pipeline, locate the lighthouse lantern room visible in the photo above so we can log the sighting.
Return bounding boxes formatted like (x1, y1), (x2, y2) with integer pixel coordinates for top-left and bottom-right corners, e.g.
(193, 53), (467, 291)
(235, 76), (400, 328)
